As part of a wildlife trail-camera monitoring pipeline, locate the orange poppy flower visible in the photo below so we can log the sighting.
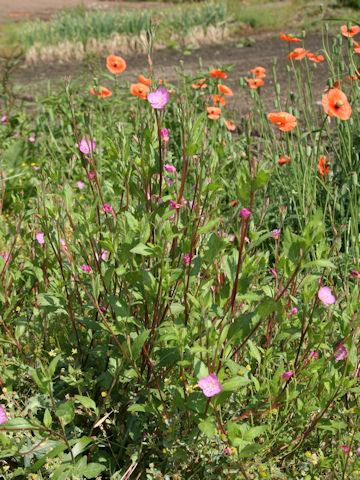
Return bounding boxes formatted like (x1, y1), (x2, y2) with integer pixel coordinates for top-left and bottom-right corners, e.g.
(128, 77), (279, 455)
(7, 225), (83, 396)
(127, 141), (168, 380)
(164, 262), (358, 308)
(231, 200), (237, 206)
(353, 40), (360, 54)
(346, 74), (358, 81)
(280, 32), (302, 43)
(130, 83), (149, 99)
(138, 74), (152, 86)
(268, 112), (297, 132)
(306, 52), (324, 63)
(278, 155), (290, 166)
(288, 48), (308, 60)
(212, 94), (226, 106)
(218, 84), (234, 96)
(90, 86), (112, 98)
(225, 120), (236, 131)
(333, 80), (343, 88)
(317, 156), (329, 177)
(247, 78), (264, 89)
(250, 66), (266, 78)
(106, 55), (126, 75)
(207, 106), (221, 120)
(341, 25), (360, 38)
(322, 88), (352, 120)
(158, 79), (168, 85)
(209, 68), (227, 79)
(192, 78), (207, 89)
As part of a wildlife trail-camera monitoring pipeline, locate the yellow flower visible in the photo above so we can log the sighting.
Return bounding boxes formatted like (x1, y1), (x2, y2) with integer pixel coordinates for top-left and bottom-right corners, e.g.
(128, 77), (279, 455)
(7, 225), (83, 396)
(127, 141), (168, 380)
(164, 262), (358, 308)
(246, 365), (251, 371)
(72, 348), (78, 354)
(15, 306), (21, 312)
(101, 392), (107, 397)
(22, 162), (27, 167)
(305, 451), (311, 457)
(238, 369), (243, 375)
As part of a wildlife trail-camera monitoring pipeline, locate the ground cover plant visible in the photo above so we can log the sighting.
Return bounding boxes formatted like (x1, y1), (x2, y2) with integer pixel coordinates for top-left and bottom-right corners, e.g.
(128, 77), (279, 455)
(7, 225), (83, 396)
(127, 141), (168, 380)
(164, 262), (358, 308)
(1, 15), (360, 480)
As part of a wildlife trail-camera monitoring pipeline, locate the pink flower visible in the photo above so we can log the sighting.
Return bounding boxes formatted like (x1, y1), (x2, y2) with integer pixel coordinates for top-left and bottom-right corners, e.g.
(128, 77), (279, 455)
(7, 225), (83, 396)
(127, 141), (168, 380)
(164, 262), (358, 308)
(198, 373), (222, 397)
(280, 371), (293, 379)
(88, 171), (95, 180)
(341, 445), (350, 455)
(77, 181), (85, 189)
(184, 253), (193, 264)
(318, 286), (335, 306)
(103, 204), (113, 213)
(81, 265), (92, 273)
(335, 345), (347, 361)
(170, 199), (184, 210)
(308, 350), (318, 360)
(165, 176), (173, 185)
(270, 268), (277, 278)
(148, 88), (169, 109)
(33, 166), (40, 171)
(240, 208), (251, 218)
(223, 447), (232, 455)
(1, 115), (8, 124)
(357, 447), (360, 455)
(289, 308), (298, 315)
(350, 269), (360, 278)
(95, 249), (108, 261)
(29, 136), (35, 143)
(164, 164), (176, 173)
(0, 405), (7, 424)
(271, 229), (281, 239)
(36, 232), (45, 244)
(1, 252), (9, 260)
(77, 138), (96, 154)
(161, 128), (170, 143)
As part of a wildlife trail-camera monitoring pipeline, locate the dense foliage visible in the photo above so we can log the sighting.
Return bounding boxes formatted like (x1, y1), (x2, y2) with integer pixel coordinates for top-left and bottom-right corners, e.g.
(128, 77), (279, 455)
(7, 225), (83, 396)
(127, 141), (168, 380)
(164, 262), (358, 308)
(0, 22), (360, 480)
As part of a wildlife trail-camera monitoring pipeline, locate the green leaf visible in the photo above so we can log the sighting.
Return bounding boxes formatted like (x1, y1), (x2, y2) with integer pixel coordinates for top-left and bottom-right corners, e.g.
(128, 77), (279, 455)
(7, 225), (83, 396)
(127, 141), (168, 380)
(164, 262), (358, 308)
(75, 396), (98, 413)
(43, 409), (52, 428)
(252, 169), (270, 190)
(227, 422), (243, 447)
(221, 376), (250, 392)
(56, 400), (74, 425)
(37, 294), (67, 314)
(83, 462), (106, 479)
(130, 243), (154, 256)
(48, 354), (61, 378)
(243, 425), (267, 441)
(257, 297), (278, 318)
(247, 339), (261, 363)
(131, 329), (150, 358)
(198, 419), (215, 439)
(0, 418), (35, 430)
(72, 436), (93, 458)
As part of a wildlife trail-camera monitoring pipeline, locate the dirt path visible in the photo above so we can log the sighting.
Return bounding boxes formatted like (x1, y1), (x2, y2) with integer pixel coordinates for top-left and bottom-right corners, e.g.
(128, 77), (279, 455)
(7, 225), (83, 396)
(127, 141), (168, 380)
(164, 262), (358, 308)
(12, 32), (330, 118)
(0, 0), (165, 22)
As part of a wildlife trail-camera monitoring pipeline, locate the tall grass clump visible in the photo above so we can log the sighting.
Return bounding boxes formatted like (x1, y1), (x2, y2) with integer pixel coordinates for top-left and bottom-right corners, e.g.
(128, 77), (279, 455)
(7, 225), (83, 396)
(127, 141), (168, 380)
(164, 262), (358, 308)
(22, 2), (229, 64)
(0, 21), (360, 480)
